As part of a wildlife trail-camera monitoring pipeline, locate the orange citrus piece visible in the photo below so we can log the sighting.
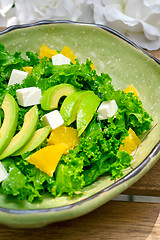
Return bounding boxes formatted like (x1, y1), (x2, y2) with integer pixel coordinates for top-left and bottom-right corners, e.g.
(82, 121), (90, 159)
(27, 144), (67, 177)
(47, 126), (80, 154)
(23, 66), (33, 75)
(90, 60), (95, 70)
(119, 128), (141, 154)
(61, 46), (76, 64)
(123, 84), (139, 99)
(39, 44), (58, 60)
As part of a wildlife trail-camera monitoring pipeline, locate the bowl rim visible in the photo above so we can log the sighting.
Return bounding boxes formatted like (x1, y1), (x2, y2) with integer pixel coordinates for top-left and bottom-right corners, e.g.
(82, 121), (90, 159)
(0, 20), (159, 215)
(0, 20), (160, 64)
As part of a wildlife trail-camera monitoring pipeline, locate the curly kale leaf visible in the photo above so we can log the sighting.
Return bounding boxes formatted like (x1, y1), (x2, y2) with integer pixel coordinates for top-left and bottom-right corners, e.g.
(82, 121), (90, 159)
(114, 90), (153, 135)
(1, 157), (55, 202)
(53, 116), (132, 196)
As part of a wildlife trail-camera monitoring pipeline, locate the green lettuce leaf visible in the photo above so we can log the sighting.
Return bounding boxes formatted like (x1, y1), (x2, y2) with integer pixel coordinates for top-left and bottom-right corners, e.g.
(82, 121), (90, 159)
(1, 158), (41, 202)
(1, 157), (55, 202)
(114, 90), (153, 135)
(0, 44), (27, 79)
(53, 163), (85, 196)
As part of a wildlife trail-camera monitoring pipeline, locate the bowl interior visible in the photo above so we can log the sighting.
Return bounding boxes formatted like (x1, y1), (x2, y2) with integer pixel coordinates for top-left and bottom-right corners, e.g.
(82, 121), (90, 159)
(0, 22), (159, 210)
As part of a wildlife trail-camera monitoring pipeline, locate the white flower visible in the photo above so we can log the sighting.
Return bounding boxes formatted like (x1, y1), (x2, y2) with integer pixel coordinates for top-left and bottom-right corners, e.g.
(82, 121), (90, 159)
(14, 0), (83, 24)
(0, 0), (14, 26)
(0, 13), (7, 27)
(78, 0), (105, 23)
(102, 0), (160, 50)
(0, 0), (14, 16)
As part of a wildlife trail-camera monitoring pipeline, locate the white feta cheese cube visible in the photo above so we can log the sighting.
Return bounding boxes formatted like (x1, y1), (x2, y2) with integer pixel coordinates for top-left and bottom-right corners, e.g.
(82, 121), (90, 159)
(0, 162), (8, 182)
(52, 53), (71, 65)
(8, 69), (28, 86)
(16, 87), (42, 107)
(97, 100), (118, 120)
(41, 110), (64, 130)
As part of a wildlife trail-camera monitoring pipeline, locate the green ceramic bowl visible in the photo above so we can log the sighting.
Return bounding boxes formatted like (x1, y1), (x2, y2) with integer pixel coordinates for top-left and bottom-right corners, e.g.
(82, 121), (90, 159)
(0, 20), (159, 228)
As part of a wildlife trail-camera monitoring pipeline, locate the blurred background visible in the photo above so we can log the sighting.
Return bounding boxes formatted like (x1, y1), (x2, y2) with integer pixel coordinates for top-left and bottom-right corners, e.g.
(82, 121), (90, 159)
(0, 0), (160, 50)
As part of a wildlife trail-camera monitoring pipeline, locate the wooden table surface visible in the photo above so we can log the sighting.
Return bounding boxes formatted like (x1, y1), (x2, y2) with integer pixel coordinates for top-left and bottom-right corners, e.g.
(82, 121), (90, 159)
(0, 26), (160, 240)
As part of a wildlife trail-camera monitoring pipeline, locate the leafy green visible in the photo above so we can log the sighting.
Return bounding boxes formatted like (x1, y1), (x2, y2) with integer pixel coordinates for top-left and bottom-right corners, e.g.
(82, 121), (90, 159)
(114, 90), (153, 135)
(53, 163), (85, 196)
(0, 43), (27, 79)
(53, 116), (132, 196)
(0, 43), (40, 80)
(1, 158), (41, 202)
(26, 51), (40, 66)
(1, 157), (55, 202)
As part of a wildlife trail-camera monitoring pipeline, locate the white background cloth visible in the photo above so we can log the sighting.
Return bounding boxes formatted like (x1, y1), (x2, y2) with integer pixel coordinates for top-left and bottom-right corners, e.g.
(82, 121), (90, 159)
(0, 0), (160, 50)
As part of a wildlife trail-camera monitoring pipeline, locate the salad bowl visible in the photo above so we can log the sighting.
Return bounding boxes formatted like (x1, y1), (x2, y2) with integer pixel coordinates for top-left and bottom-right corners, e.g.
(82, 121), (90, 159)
(0, 20), (159, 228)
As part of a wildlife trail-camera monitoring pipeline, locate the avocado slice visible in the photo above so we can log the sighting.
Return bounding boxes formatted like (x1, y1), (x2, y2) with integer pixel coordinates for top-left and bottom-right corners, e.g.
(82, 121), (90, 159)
(60, 91), (85, 126)
(77, 91), (101, 136)
(13, 126), (51, 156)
(0, 105), (38, 159)
(41, 83), (77, 110)
(0, 93), (19, 155)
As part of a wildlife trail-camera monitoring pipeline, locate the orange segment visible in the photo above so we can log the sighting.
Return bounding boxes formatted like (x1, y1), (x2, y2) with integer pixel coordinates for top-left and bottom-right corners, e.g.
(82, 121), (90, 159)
(123, 84), (139, 99)
(23, 66), (33, 75)
(90, 61), (95, 70)
(40, 44), (58, 60)
(47, 126), (80, 154)
(61, 46), (76, 64)
(27, 144), (67, 177)
(119, 128), (141, 154)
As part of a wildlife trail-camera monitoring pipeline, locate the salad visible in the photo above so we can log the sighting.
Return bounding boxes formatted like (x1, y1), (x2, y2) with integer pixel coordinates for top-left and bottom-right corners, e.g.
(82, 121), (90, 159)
(0, 43), (152, 202)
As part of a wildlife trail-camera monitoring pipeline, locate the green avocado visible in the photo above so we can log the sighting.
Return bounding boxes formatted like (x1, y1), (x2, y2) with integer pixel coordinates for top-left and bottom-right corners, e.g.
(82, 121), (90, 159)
(41, 83), (77, 110)
(0, 93), (19, 155)
(13, 126), (51, 156)
(0, 105), (38, 160)
(60, 91), (86, 126)
(77, 91), (101, 136)
(0, 116), (1, 127)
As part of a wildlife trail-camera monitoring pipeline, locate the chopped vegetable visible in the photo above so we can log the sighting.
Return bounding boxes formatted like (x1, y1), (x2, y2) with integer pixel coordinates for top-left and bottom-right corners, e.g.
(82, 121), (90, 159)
(41, 83), (77, 110)
(0, 105), (38, 160)
(0, 93), (19, 154)
(13, 126), (51, 156)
